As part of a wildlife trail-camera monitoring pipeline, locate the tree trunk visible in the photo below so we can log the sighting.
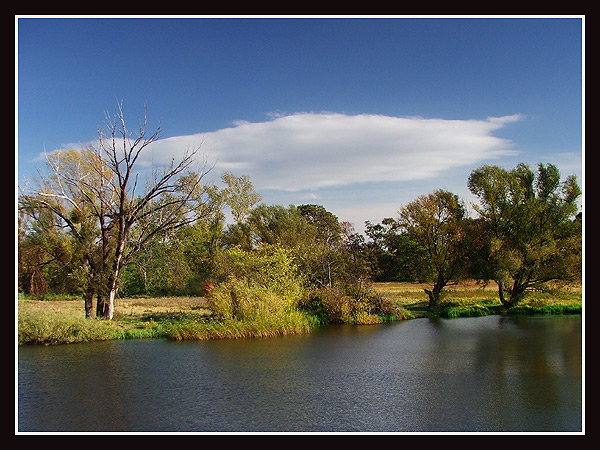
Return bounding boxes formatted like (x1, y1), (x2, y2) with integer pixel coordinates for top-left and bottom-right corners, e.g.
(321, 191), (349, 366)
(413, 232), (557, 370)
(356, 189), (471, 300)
(103, 225), (126, 320)
(498, 281), (509, 308)
(509, 283), (526, 307)
(84, 285), (95, 319)
(424, 285), (441, 309)
(424, 289), (435, 309)
(106, 288), (116, 320)
(424, 274), (446, 309)
(497, 279), (527, 308)
(103, 265), (122, 320)
(96, 293), (107, 317)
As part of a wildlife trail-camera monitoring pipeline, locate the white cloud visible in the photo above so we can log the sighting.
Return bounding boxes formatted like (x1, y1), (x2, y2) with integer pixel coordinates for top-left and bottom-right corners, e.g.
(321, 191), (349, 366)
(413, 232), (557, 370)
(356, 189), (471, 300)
(40, 112), (522, 233)
(145, 112), (522, 192)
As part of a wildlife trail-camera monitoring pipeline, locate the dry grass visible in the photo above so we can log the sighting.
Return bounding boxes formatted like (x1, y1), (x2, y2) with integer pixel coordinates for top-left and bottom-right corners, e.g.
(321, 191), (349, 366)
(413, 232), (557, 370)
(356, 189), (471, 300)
(18, 299), (85, 319)
(114, 296), (211, 318)
(18, 296), (211, 320)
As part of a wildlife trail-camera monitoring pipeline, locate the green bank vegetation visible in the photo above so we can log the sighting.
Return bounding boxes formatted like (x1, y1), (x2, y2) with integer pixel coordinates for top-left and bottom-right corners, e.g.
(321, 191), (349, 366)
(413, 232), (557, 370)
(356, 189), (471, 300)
(18, 280), (581, 346)
(17, 105), (582, 345)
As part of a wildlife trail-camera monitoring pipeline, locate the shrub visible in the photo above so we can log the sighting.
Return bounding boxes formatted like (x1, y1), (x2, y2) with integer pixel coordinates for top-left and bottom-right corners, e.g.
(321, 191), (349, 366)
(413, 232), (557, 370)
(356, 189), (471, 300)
(298, 285), (412, 324)
(207, 244), (305, 321)
(208, 279), (296, 321)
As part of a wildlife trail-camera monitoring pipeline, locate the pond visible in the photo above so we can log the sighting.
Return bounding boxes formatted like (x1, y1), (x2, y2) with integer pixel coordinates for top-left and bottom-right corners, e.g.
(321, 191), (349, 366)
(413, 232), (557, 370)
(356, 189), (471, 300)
(17, 314), (582, 433)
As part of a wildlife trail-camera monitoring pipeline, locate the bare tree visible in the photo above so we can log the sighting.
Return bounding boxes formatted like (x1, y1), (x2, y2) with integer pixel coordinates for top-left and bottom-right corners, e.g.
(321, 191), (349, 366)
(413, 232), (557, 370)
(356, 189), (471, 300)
(93, 103), (210, 318)
(19, 102), (210, 319)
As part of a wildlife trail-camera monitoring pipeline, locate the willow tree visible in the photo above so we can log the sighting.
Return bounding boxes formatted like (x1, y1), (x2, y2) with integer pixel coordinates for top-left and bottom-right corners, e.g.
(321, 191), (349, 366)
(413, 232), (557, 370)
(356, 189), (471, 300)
(467, 163), (581, 307)
(19, 148), (109, 317)
(19, 103), (209, 319)
(397, 190), (468, 308)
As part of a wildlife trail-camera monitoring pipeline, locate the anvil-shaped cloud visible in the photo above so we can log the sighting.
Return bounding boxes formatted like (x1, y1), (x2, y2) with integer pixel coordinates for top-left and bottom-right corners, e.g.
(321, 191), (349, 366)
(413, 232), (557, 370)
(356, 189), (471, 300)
(145, 112), (521, 192)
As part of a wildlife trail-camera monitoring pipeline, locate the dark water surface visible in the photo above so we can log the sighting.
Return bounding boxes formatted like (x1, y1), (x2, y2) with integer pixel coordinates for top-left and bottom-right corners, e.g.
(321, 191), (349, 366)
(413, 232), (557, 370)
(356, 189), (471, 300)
(17, 315), (582, 433)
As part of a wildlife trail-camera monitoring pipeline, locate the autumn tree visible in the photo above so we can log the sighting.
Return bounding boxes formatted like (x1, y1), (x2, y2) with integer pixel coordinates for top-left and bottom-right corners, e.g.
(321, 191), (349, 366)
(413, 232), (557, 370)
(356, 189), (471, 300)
(19, 148), (110, 316)
(221, 171), (263, 223)
(397, 190), (468, 308)
(467, 163), (581, 307)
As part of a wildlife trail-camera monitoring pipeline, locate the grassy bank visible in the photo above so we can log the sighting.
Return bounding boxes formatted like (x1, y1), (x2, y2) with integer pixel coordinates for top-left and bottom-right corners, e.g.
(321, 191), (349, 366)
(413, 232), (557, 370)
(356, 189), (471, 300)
(17, 281), (582, 345)
(375, 280), (582, 318)
(17, 294), (320, 345)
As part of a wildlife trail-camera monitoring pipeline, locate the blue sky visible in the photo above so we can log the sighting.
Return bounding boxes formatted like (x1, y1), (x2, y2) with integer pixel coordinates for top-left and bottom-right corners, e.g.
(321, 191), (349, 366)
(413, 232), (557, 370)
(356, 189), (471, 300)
(16, 16), (584, 232)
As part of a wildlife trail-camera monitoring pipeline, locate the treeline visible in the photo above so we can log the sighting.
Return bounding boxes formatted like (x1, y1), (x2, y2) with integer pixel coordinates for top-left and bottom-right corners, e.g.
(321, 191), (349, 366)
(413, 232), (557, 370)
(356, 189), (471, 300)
(17, 106), (582, 322)
(18, 162), (582, 311)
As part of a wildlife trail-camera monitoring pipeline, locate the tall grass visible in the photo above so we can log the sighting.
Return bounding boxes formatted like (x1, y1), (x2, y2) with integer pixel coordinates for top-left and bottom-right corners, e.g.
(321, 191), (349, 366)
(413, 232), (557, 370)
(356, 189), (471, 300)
(18, 309), (120, 345)
(17, 298), (197, 345)
(164, 310), (319, 341)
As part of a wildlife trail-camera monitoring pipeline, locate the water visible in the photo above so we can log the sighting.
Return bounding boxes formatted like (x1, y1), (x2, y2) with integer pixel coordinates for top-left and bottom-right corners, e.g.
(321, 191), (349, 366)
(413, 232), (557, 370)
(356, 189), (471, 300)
(17, 315), (582, 433)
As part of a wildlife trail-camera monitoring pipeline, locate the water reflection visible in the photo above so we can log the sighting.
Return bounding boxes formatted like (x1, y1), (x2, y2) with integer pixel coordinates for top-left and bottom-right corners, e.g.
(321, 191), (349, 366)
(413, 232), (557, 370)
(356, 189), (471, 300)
(18, 315), (582, 432)
(402, 316), (582, 431)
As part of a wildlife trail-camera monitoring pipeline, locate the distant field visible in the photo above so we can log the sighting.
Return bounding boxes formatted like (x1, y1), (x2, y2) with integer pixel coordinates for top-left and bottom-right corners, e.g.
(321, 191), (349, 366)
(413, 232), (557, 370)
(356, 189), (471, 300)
(374, 280), (498, 302)
(373, 280), (582, 315)
(114, 296), (211, 319)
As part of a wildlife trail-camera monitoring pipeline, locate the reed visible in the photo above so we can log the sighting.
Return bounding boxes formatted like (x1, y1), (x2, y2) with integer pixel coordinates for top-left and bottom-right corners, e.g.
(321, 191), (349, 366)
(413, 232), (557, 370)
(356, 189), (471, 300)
(163, 310), (318, 341)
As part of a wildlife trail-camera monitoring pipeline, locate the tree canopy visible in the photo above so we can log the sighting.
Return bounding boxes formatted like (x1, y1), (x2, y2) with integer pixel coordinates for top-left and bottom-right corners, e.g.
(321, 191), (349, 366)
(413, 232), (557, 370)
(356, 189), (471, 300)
(397, 189), (469, 308)
(467, 163), (581, 306)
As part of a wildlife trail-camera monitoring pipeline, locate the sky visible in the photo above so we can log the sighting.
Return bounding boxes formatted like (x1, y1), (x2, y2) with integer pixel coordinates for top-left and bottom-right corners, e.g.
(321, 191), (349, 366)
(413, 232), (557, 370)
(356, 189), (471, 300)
(16, 16), (584, 233)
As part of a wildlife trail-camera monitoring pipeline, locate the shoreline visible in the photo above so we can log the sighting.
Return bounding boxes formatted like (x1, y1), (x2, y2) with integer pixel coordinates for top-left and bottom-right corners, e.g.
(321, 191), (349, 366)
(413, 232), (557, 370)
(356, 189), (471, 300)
(18, 281), (582, 346)
(17, 298), (581, 346)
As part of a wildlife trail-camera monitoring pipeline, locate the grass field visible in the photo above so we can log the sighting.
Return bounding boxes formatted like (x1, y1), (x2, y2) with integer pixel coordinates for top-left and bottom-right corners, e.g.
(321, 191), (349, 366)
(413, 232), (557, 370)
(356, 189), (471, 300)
(17, 280), (582, 345)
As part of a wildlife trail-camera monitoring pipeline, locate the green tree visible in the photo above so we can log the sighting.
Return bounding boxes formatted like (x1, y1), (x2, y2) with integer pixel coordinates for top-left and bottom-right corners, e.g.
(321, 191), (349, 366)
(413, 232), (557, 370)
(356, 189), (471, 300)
(19, 148), (112, 317)
(364, 218), (431, 282)
(17, 207), (79, 296)
(223, 204), (310, 250)
(298, 204), (343, 248)
(297, 204), (346, 288)
(119, 171), (262, 297)
(467, 163), (582, 307)
(397, 190), (468, 308)
(221, 171), (262, 223)
(222, 203), (369, 291)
